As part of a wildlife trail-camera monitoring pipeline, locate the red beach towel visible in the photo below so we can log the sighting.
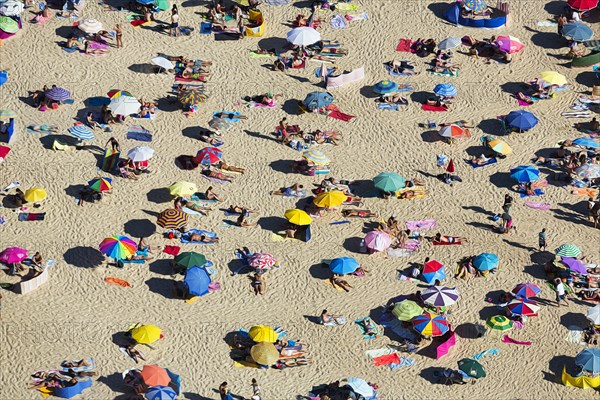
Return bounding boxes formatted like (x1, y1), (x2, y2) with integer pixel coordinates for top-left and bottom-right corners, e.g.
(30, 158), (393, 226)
(373, 353), (401, 366)
(163, 245), (181, 256)
(328, 110), (355, 121)
(421, 104), (448, 112)
(396, 38), (412, 52)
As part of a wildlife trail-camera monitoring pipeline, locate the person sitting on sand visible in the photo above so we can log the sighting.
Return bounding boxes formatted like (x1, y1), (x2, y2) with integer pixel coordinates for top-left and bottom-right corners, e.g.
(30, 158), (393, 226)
(329, 275), (352, 292)
(249, 273), (266, 295)
(270, 183), (304, 197)
(201, 169), (234, 182)
(236, 211), (256, 227)
(31, 252), (44, 268)
(432, 232), (467, 243)
(312, 130), (340, 145)
(215, 161), (245, 173)
(204, 186), (222, 201)
(85, 112), (102, 130)
(341, 209), (376, 218)
(189, 233), (219, 243)
(320, 309), (345, 325)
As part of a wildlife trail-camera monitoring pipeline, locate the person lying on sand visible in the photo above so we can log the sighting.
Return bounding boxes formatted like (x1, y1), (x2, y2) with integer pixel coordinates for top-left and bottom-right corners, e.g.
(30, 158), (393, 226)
(329, 275), (352, 292)
(376, 93), (408, 105)
(215, 161), (245, 173)
(432, 232), (467, 243)
(341, 209), (376, 218)
(360, 317), (378, 337)
(189, 233), (219, 243)
(181, 199), (212, 215)
(397, 189), (426, 199)
(228, 205), (259, 214)
(471, 154), (492, 165)
(202, 169), (234, 182)
(270, 183), (304, 196)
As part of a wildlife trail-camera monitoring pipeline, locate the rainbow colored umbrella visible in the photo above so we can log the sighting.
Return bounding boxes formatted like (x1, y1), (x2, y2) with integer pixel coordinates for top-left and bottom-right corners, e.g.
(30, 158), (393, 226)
(512, 283), (541, 299)
(178, 88), (208, 105)
(412, 312), (449, 337)
(506, 298), (540, 316)
(364, 230), (392, 252)
(494, 35), (525, 54)
(422, 259), (446, 284)
(194, 147), (222, 165)
(107, 89), (133, 98)
(88, 177), (112, 192)
(99, 236), (137, 259)
(0, 246), (27, 264)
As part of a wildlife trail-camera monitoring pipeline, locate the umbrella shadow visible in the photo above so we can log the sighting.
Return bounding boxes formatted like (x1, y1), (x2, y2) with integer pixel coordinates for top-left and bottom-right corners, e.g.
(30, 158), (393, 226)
(478, 305), (500, 321)
(308, 262), (332, 280)
(83, 96), (110, 108)
(477, 118), (504, 136)
(281, 99), (301, 115)
(124, 218), (156, 238)
(156, 97), (182, 113)
(427, 2), (450, 20)
(257, 36), (289, 53)
(39, 134), (78, 149)
(359, 85), (379, 99)
(55, 25), (77, 39)
(18, 95), (36, 108)
(141, 209), (160, 218)
(522, 264), (547, 280)
(544, 355), (571, 384)
(128, 63), (160, 74)
(145, 277), (178, 299)
(181, 126), (204, 140)
(465, 144), (493, 157)
(97, 372), (130, 399)
(148, 259), (174, 276)
(342, 237), (364, 253)
(410, 91), (432, 104)
(421, 130), (442, 143)
(257, 216), (286, 232)
(560, 312), (589, 330)
(465, 221), (494, 232)
(499, 81), (524, 95)
(484, 289), (507, 304)
(575, 71), (598, 88)
(146, 187), (173, 204)
(175, 155), (198, 170)
(244, 129), (279, 143)
(529, 31), (566, 50)
(419, 366), (449, 385)
(489, 171), (515, 190)
(454, 322), (485, 339)
(347, 179), (377, 198)
(502, 239), (537, 252)
(227, 257), (248, 276)
(64, 183), (86, 200)
(269, 159), (295, 174)
(63, 246), (104, 268)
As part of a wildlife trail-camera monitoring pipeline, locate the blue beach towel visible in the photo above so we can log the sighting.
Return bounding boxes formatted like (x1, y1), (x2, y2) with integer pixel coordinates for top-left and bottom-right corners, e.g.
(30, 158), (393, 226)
(127, 125), (153, 142)
(181, 229), (218, 244)
(213, 111), (241, 122)
(355, 318), (380, 340)
(519, 188), (543, 198)
(200, 22), (212, 34)
(378, 103), (399, 111)
(468, 158), (497, 168)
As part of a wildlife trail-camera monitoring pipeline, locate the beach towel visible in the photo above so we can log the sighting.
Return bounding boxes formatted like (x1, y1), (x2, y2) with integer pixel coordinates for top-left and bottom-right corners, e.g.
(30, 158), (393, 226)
(328, 110), (355, 121)
(213, 111), (242, 122)
(214, 32), (240, 41)
(402, 239), (421, 251)
(537, 20), (557, 27)
(330, 14), (347, 29)
(200, 174), (230, 185)
(190, 193), (217, 202)
(18, 213), (45, 221)
(565, 325), (586, 345)
(182, 207), (203, 215)
(569, 187), (598, 197)
(428, 69), (459, 77)
(389, 357), (416, 371)
(432, 239), (462, 246)
(336, 3), (358, 11)
(163, 245), (180, 256)
(421, 104), (448, 112)
(406, 219), (436, 230)
(468, 158), (497, 168)
(373, 353), (401, 366)
(0, 146), (10, 162)
(248, 101), (277, 108)
(378, 103), (399, 111)
(525, 202), (551, 210)
(502, 335), (532, 346)
(472, 349), (500, 361)
(519, 188), (543, 198)
(331, 220), (351, 225)
(200, 21), (212, 34)
(517, 99), (534, 107)
(180, 229), (217, 244)
(105, 277), (131, 287)
(355, 318), (380, 340)
(396, 38), (412, 52)
(387, 248), (416, 257)
(127, 125), (152, 142)
(61, 358), (94, 372)
(365, 348), (395, 360)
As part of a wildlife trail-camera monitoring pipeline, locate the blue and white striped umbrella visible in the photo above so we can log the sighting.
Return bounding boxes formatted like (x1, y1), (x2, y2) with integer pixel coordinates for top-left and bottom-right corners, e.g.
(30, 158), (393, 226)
(433, 83), (458, 97)
(68, 125), (95, 141)
(145, 385), (177, 400)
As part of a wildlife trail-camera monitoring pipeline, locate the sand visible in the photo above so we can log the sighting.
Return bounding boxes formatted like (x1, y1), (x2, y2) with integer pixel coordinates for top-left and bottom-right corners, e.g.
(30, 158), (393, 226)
(0, 1), (599, 399)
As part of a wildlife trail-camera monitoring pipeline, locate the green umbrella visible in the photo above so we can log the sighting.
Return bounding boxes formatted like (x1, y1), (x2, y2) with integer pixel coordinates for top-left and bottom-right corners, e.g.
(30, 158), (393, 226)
(174, 251), (207, 268)
(392, 300), (423, 321)
(555, 244), (581, 258)
(0, 16), (18, 33)
(373, 172), (405, 192)
(486, 315), (513, 331)
(458, 358), (486, 378)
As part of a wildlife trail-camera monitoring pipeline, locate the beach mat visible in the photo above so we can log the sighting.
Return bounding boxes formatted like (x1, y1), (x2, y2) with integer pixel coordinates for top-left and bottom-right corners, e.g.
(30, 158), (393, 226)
(428, 69), (459, 77)
(468, 158), (497, 168)
(525, 202), (551, 210)
(396, 38), (412, 52)
(432, 240), (462, 246)
(127, 125), (152, 142)
(406, 219), (436, 230)
(328, 110), (354, 121)
(354, 318), (380, 340)
(163, 245), (180, 256)
(421, 104), (448, 112)
(18, 212), (45, 221)
(213, 111), (242, 122)
(181, 229), (217, 244)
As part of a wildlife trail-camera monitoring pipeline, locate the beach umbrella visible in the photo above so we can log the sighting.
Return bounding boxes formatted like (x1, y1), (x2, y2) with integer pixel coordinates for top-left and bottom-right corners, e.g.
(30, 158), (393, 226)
(136, 0), (154, 4)
(462, 0), (487, 12)
(157, 209), (188, 230)
(422, 286), (460, 307)
(433, 83), (457, 97)
(473, 253), (499, 271)
(24, 187), (47, 202)
(0, 1), (24, 16)
(302, 149), (330, 165)
(0, 15), (18, 33)
(575, 164), (600, 179)
(329, 256), (359, 275)
(0, 109), (15, 119)
(313, 190), (346, 208)
(140, 365), (170, 387)
(287, 26), (321, 46)
(68, 125), (94, 141)
(438, 124), (467, 139)
(99, 235), (137, 259)
(284, 209), (312, 226)
(168, 181), (197, 197)
(164, 369), (180, 395)
(494, 35), (525, 54)
(107, 89), (133, 99)
(458, 358), (486, 378)
(178, 88), (208, 105)
(438, 37), (461, 50)
(562, 22), (593, 41)
(575, 348), (600, 375)
(573, 137), (600, 149)
(0, 246), (27, 264)
(109, 96), (141, 116)
(250, 342), (279, 365)
(486, 315), (513, 331)
(345, 378), (375, 398)
(506, 298), (540, 316)
(373, 172), (405, 192)
(127, 146), (154, 162)
(392, 300), (423, 321)
(194, 147), (222, 165)
(364, 230), (392, 252)
(302, 91), (334, 110)
(150, 56), (175, 72)
(77, 18), (103, 34)
(412, 312), (450, 337)
(561, 257), (587, 275)
(0, 70), (6, 86)
(422, 259), (446, 284)
(88, 177), (112, 192)
(131, 324), (162, 344)
(174, 251), (206, 269)
(586, 305), (600, 325)
(446, 159), (455, 173)
(555, 243), (581, 258)
(487, 138), (512, 155)
(248, 325), (278, 343)
(539, 71), (567, 86)
(505, 110), (538, 131)
(512, 283), (541, 299)
(145, 385), (176, 400)
(45, 87), (71, 101)
(510, 165), (540, 183)
(373, 80), (398, 94)
(208, 117), (232, 132)
(568, 0), (598, 11)
(184, 266), (211, 296)
(247, 253), (277, 271)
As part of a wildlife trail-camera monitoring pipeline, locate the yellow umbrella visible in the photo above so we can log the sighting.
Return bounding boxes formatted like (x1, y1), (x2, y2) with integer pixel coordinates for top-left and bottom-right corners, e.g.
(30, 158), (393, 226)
(539, 71), (567, 86)
(248, 325), (278, 343)
(284, 209), (312, 226)
(313, 190), (346, 208)
(130, 324), (162, 344)
(24, 188), (47, 203)
(250, 342), (279, 365)
(487, 139), (512, 155)
(168, 181), (197, 197)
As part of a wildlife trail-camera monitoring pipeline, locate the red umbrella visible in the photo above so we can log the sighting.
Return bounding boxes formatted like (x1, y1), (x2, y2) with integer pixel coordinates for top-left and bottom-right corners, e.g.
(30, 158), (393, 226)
(568, 0), (598, 11)
(140, 364), (170, 387)
(194, 147), (223, 166)
(446, 159), (455, 173)
(247, 253), (278, 271)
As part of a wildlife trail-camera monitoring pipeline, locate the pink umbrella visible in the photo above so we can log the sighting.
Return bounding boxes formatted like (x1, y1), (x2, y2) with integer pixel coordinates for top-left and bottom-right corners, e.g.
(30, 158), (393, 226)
(364, 230), (392, 252)
(0, 246), (28, 264)
(494, 35), (525, 54)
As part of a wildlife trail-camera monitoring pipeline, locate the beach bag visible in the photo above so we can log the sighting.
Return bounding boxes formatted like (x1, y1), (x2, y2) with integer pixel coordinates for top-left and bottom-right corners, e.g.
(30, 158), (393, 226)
(436, 154), (448, 167)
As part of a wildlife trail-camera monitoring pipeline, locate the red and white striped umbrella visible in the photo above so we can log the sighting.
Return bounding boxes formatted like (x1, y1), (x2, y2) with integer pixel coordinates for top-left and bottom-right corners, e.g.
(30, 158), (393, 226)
(247, 253), (278, 271)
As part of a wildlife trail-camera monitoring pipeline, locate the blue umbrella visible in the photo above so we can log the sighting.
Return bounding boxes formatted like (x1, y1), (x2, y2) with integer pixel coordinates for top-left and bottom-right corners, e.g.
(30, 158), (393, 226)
(45, 87), (71, 101)
(145, 385), (177, 400)
(68, 125), (95, 141)
(510, 166), (540, 183)
(165, 369), (181, 395)
(575, 348), (600, 375)
(329, 257), (359, 275)
(302, 91), (334, 110)
(373, 80), (398, 94)
(463, 0), (487, 12)
(433, 83), (457, 97)
(0, 70), (7, 86)
(54, 379), (93, 398)
(505, 110), (538, 131)
(136, 0), (155, 4)
(184, 266), (211, 297)
(473, 253), (499, 271)
(573, 137), (600, 149)
(562, 22), (594, 41)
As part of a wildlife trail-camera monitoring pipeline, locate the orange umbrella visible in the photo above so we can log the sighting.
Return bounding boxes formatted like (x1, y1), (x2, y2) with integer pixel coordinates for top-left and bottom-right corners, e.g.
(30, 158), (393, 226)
(140, 364), (170, 386)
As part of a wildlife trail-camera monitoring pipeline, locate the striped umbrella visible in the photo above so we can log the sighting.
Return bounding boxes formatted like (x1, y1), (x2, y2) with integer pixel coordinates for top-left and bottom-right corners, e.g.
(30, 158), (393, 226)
(555, 244), (581, 258)
(145, 385), (176, 400)
(107, 89), (133, 98)
(412, 312), (449, 337)
(422, 286), (460, 307)
(486, 315), (513, 331)
(178, 88), (208, 105)
(208, 117), (232, 131)
(433, 83), (457, 97)
(0, 15), (18, 33)
(512, 283), (541, 299)
(373, 80), (398, 94)
(247, 252), (277, 271)
(506, 298), (540, 316)
(364, 230), (392, 252)
(462, 0), (487, 12)
(422, 259), (446, 284)
(493, 35), (524, 54)
(194, 147), (222, 165)
(313, 190), (346, 208)
(0, 1), (25, 16)
(392, 300), (423, 321)
(156, 209), (189, 229)
(302, 149), (330, 165)
(438, 37), (461, 50)
(127, 146), (154, 162)
(0, 246), (27, 263)
(99, 236), (137, 259)
(68, 125), (95, 141)
(88, 177), (112, 192)
(373, 172), (405, 192)
(510, 165), (540, 183)
(438, 124), (467, 139)
(45, 87), (71, 101)
(0, 109), (16, 119)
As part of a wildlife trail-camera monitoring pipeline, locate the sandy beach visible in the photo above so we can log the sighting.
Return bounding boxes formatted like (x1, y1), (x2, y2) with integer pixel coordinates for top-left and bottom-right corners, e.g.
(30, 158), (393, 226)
(0, 0), (599, 399)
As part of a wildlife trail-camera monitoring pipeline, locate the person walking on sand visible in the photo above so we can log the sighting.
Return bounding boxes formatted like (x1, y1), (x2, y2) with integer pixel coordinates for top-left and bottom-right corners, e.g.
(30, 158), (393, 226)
(554, 278), (569, 307)
(538, 228), (547, 251)
(250, 378), (262, 400)
(170, 5), (180, 37)
(106, 137), (120, 152)
(219, 382), (232, 400)
(114, 24), (123, 48)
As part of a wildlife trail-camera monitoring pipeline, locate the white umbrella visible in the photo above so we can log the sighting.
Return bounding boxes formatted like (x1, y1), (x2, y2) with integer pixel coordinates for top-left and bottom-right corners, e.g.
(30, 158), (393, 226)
(151, 56), (175, 72)
(108, 96), (141, 116)
(287, 27), (321, 46)
(438, 37), (461, 50)
(127, 146), (154, 162)
(77, 19), (103, 34)
(346, 377), (374, 398)
(587, 305), (600, 325)
(0, 0), (24, 16)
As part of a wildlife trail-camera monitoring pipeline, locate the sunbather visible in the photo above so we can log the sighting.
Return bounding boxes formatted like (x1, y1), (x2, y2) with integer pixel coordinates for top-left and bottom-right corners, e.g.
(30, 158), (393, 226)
(236, 211), (256, 227)
(249, 273), (266, 295)
(385, 60), (416, 74)
(215, 161), (245, 173)
(360, 317), (378, 337)
(432, 233), (467, 243)
(320, 309), (345, 325)
(341, 209), (376, 218)
(61, 359), (92, 369)
(471, 154), (492, 165)
(329, 275), (352, 292)
(270, 183), (304, 196)
(125, 344), (146, 363)
(189, 233), (219, 243)
(202, 169), (234, 182)
(376, 93), (408, 105)
(397, 189), (426, 199)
